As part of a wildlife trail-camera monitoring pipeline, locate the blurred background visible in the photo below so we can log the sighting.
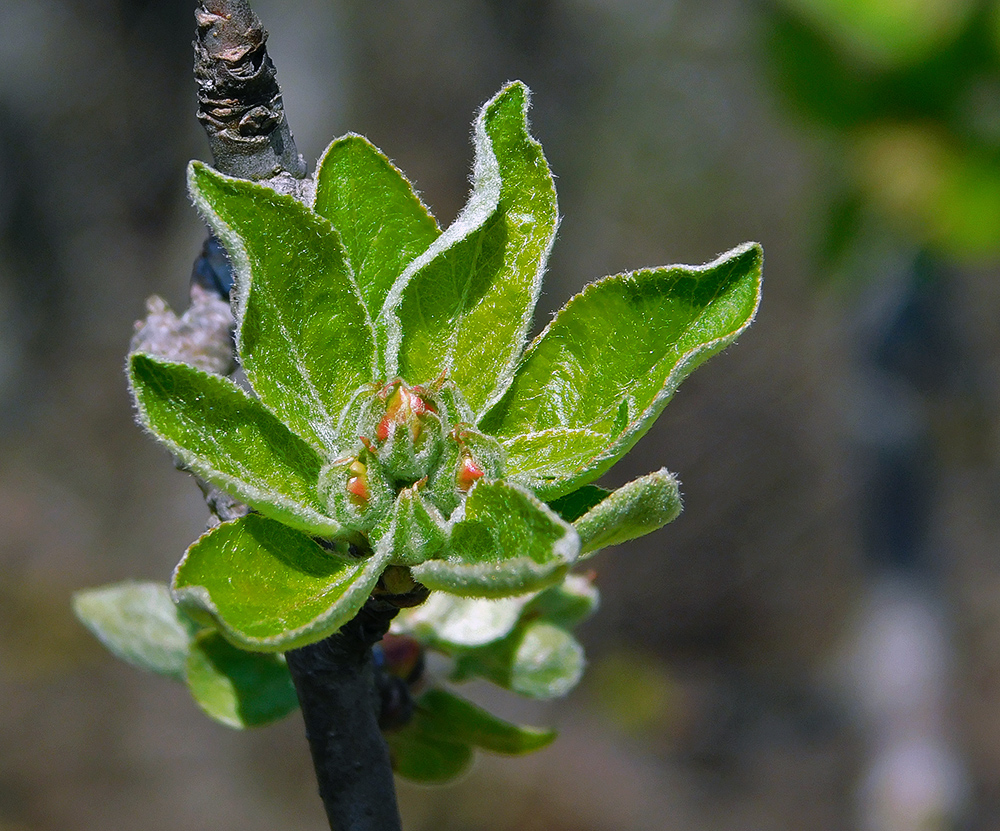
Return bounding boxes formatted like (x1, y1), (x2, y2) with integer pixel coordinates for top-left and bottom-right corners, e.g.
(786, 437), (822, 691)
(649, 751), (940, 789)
(3, 0), (1000, 828)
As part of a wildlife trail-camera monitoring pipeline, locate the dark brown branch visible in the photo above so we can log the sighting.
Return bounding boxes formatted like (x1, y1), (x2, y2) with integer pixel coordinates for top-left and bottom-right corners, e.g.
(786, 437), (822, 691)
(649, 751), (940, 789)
(285, 600), (404, 831)
(194, 0), (306, 180)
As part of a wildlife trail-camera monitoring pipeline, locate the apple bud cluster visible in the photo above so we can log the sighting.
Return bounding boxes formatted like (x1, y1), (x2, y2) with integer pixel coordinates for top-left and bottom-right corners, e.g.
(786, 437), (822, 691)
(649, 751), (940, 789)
(320, 377), (506, 537)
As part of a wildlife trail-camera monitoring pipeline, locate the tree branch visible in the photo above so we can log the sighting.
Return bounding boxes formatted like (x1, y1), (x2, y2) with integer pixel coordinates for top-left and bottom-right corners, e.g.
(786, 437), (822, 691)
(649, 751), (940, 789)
(185, 8), (416, 829)
(194, 0), (306, 181)
(285, 600), (404, 831)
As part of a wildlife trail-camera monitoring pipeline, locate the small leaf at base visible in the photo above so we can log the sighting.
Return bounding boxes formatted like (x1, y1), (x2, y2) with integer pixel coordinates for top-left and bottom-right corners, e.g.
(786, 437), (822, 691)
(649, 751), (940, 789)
(408, 688), (556, 754)
(72, 581), (200, 680)
(185, 630), (299, 729)
(386, 728), (473, 784)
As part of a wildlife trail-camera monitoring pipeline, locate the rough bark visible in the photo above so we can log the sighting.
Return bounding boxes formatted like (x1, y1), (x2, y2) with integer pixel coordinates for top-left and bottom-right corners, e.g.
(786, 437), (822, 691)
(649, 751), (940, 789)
(194, 0), (307, 181)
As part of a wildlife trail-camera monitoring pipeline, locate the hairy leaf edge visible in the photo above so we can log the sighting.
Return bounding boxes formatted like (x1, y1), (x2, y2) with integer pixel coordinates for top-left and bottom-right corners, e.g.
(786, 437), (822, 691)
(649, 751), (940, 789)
(492, 241), (763, 499)
(170, 519), (390, 652)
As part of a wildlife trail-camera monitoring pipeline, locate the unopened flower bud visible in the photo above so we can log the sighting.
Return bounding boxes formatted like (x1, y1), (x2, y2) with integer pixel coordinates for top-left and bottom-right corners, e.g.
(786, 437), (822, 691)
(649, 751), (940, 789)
(456, 454), (485, 492)
(376, 382), (435, 442)
(319, 451), (392, 533)
(346, 460), (369, 504)
(423, 424), (506, 517)
(373, 380), (444, 486)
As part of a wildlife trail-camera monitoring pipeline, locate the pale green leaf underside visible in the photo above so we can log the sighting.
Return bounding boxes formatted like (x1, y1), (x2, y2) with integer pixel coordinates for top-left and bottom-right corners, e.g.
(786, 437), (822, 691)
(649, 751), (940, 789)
(393, 573), (597, 657)
(188, 162), (375, 454)
(313, 134), (440, 323)
(185, 630), (299, 729)
(172, 514), (390, 652)
(72, 581), (199, 680)
(412, 480), (579, 597)
(575, 468), (682, 556)
(129, 354), (340, 537)
(392, 592), (533, 649)
(390, 81), (557, 415)
(453, 619), (585, 699)
(482, 242), (763, 499)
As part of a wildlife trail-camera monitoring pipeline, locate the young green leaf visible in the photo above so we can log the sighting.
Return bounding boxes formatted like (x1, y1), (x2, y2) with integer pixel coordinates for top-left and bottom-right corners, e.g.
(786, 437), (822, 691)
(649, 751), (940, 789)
(386, 728), (474, 784)
(482, 242), (763, 499)
(378, 486), (448, 567)
(411, 480), (579, 597)
(386, 81), (558, 414)
(453, 620), (586, 699)
(406, 688), (556, 755)
(313, 134), (440, 322)
(172, 514), (390, 652)
(188, 162), (376, 453)
(574, 468), (682, 556)
(185, 630), (299, 729)
(72, 581), (200, 680)
(129, 354), (341, 537)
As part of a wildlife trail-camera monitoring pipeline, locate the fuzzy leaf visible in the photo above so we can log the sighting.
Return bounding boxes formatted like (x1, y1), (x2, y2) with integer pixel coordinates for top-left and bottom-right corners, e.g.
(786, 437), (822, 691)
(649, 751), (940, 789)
(72, 581), (199, 680)
(575, 469), (682, 556)
(379, 486), (448, 567)
(411, 480), (579, 597)
(188, 162), (376, 453)
(313, 134), (440, 322)
(129, 354), (340, 537)
(392, 592), (532, 649)
(407, 688), (556, 754)
(386, 82), (558, 414)
(524, 574), (600, 629)
(185, 630), (299, 729)
(482, 242), (763, 499)
(172, 514), (389, 652)
(453, 620), (585, 699)
(547, 484), (611, 523)
(387, 729), (473, 784)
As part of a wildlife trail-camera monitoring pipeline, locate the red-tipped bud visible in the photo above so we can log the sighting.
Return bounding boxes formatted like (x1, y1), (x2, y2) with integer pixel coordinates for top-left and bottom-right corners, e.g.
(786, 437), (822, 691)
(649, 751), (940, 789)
(376, 382), (434, 442)
(346, 459), (369, 504)
(456, 454), (486, 492)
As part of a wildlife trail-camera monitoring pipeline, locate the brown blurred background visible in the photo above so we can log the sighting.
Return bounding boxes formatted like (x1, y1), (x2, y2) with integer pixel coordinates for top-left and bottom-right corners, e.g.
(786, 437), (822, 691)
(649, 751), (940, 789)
(3, 0), (1000, 829)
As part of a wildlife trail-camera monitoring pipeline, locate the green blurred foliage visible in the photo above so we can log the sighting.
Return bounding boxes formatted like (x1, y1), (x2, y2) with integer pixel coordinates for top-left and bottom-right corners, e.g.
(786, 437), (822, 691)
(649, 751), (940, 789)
(768, 0), (1000, 261)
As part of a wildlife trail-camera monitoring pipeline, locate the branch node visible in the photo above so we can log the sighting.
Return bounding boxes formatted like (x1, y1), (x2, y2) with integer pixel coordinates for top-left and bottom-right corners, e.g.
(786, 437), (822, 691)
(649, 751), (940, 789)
(194, 0), (306, 180)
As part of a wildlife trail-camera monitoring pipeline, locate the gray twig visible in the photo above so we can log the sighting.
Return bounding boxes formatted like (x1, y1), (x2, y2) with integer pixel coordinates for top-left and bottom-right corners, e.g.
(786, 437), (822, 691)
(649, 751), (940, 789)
(194, 0), (306, 181)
